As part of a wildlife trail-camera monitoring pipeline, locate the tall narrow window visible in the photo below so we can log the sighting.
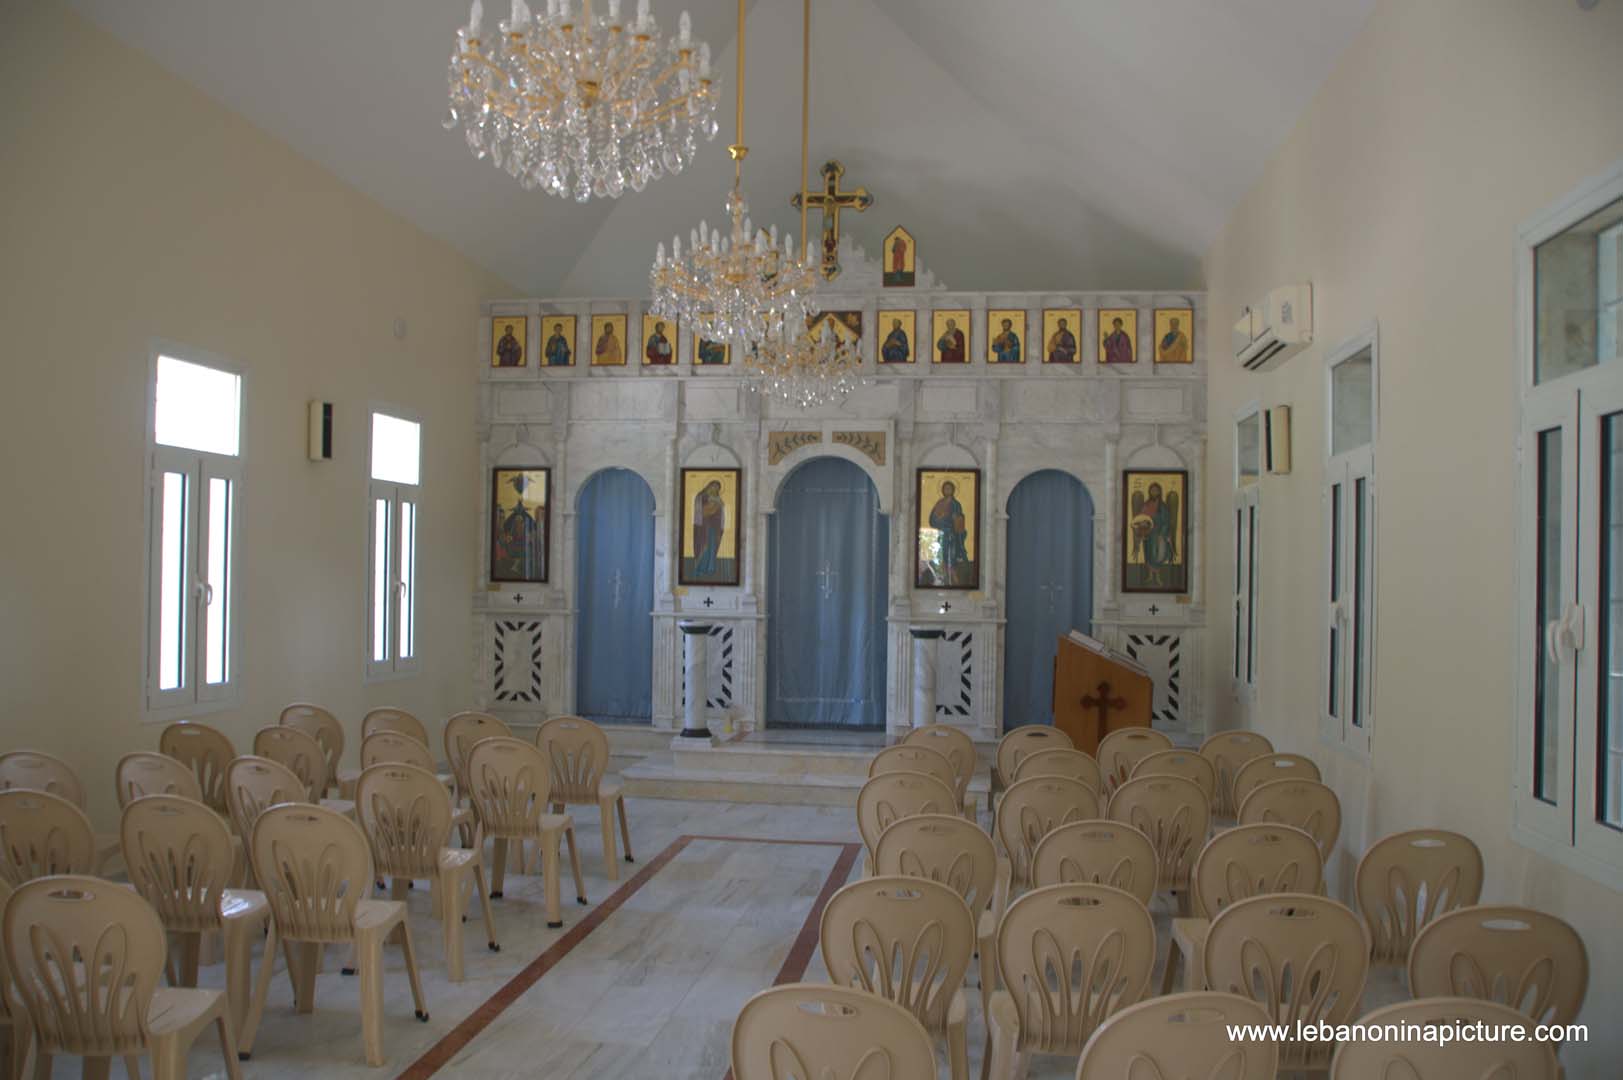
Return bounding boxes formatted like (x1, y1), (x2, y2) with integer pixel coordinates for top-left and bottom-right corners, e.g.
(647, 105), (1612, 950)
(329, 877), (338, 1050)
(145, 351), (242, 713)
(368, 411), (421, 679)
(1325, 334), (1376, 753)
(1233, 408), (1262, 690)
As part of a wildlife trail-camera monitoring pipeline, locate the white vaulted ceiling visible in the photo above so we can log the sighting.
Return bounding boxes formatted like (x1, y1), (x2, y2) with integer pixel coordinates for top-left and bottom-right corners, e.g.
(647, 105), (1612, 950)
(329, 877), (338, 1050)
(69, 0), (1373, 295)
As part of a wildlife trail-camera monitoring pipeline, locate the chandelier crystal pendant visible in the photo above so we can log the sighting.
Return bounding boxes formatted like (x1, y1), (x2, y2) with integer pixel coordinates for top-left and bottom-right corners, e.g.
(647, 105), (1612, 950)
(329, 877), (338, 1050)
(445, 0), (720, 202)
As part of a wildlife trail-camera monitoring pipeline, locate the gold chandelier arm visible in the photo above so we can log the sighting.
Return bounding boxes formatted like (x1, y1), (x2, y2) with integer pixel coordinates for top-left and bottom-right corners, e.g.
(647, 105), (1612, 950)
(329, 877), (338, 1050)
(799, 0), (810, 247)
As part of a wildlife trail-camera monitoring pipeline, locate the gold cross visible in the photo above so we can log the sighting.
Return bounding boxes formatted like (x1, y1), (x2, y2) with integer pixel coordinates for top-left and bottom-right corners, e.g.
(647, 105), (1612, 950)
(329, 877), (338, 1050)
(790, 160), (873, 281)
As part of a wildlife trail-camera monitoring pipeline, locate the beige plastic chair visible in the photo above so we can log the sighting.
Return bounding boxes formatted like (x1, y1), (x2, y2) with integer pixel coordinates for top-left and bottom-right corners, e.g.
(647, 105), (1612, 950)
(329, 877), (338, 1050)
(869, 744), (959, 797)
(1097, 728), (1174, 799)
(1355, 828), (1484, 965)
(279, 703), (345, 797)
(0, 750), (120, 873)
(1204, 893), (1370, 1072)
(355, 762), (499, 983)
(0, 877), (23, 1080)
(1028, 820), (1158, 904)
(226, 755), (315, 847)
(1075, 992), (1279, 1080)
(4, 874), (244, 1080)
(1106, 773), (1210, 903)
(819, 876), (974, 1080)
(1236, 777), (1343, 861)
(1011, 747), (1102, 793)
(445, 710), (512, 803)
(362, 706), (431, 745)
(986, 883), (1155, 1080)
(0, 789), (95, 886)
(1329, 998), (1559, 1079)
(856, 772), (958, 867)
(1198, 729), (1275, 818)
(254, 725), (330, 802)
(730, 982), (937, 1080)
(466, 736), (587, 927)
(159, 721), (236, 815)
(903, 724), (979, 817)
(246, 802), (428, 1065)
(115, 751), (204, 808)
(1408, 904), (1587, 1031)
(537, 715), (635, 880)
(361, 730), (440, 772)
(1130, 748), (1217, 800)
(995, 775), (1101, 890)
(120, 794), (270, 1043)
(992, 725), (1073, 792)
(1230, 752), (1320, 811)
(1164, 823), (1324, 994)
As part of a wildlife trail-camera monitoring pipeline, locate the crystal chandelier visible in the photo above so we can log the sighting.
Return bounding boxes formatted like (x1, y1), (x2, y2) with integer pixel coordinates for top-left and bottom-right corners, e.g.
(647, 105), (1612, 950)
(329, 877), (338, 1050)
(444, 0), (720, 202)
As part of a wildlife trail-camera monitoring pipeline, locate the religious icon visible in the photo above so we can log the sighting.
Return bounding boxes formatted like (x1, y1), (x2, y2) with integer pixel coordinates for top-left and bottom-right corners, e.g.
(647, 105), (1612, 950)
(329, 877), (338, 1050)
(642, 314), (676, 365)
(1121, 469), (1188, 594)
(987, 310), (1026, 364)
(541, 315), (576, 367)
(1042, 308), (1082, 364)
(932, 310), (970, 364)
(694, 329), (730, 365)
(590, 314), (627, 366)
(1154, 308), (1194, 364)
(879, 310), (916, 364)
(491, 317), (528, 368)
(808, 310), (863, 345)
(915, 468), (981, 590)
(679, 467), (742, 587)
(1098, 309), (1138, 364)
(883, 226), (916, 288)
(490, 467), (550, 583)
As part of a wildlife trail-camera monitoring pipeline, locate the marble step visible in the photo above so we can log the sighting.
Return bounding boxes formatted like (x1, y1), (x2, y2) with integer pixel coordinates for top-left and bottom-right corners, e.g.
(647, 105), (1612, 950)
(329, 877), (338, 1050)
(621, 752), (992, 809)
(670, 742), (879, 777)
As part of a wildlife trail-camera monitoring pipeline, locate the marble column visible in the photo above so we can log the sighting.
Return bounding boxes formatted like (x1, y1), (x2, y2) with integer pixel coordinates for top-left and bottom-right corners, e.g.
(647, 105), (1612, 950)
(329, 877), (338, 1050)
(909, 627), (942, 730)
(678, 622), (713, 738)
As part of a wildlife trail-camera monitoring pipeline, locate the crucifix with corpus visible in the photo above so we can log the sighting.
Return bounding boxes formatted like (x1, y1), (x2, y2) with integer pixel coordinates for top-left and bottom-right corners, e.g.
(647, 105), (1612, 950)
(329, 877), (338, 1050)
(791, 159), (873, 281)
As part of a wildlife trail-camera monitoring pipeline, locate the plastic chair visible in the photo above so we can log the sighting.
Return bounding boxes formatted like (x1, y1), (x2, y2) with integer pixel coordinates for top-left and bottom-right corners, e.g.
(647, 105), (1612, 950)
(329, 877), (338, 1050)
(361, 730), (439, 772)
(115, 751), (203, 808)
(856, 773), (958, 868)
(355, 763), (499, 983)
(1011, 747), (1102, 793)
(903, 724), (979, 817)
(1029, 820), (1158, 904)
(1075, 992), (1279, 1080)
(245, 802), (428, 1065)
(1164, 823), (1323, 994)
(1231, 752), (1320, 811)
(361, 706), (430, 746)
(254, 725), (330, 802)
(226, 756), (316, 847)
(995, 775), (1100, 890)
(992, 726), (1073, 793)
(0, 877), (23, 1080)
(0, 750), (120, 874)
(0, 789), (95, 887)
(1198, 729), (1274, 818)
(1355, 828), (1484, 965)
(159, 721), (236, 815)
(279, 703), (345, 797)
(537, 715), (635, 880)
(120, 794), (270, 1043)
(1129, 748), (1217, 800)
(1409, 904), (1587, 1031)
(819, 876), (974, 1080)
(986, 883), (1155, 1080)
(1097, 728), (1174, 799)
(466, 737), (587, 927)
(1106, 773), (1210, 903)
(869, 744), (959, 801)
(731, 983), (937, 1080)
(1329, 998), (1559, 1079)
(4, 874), (243, 1080)
(1236, 777), (1343, 861)
(1204, 893), (1369, 1072)
(445, 710), (511, 804)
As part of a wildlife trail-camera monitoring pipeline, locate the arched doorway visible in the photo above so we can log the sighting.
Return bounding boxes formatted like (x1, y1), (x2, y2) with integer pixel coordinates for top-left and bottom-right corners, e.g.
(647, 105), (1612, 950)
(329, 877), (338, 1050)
(1003, 469), (1094, 728)
(767, 457), (889, 728)
(575, 468), (655, 723)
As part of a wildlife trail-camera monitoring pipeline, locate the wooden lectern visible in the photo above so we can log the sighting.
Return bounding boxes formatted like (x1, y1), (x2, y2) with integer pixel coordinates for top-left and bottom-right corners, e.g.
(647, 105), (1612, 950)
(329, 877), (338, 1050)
(1051, 632), (1154, 755)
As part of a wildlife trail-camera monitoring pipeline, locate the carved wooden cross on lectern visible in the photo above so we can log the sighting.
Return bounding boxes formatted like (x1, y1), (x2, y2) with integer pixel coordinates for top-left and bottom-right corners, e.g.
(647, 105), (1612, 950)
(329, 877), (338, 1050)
(1081, 680), (1128, 733)
(790, 160), (873, 281)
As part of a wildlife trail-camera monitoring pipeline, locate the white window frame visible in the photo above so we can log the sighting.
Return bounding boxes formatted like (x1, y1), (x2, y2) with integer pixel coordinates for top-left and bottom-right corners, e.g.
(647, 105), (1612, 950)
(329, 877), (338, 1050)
(1321, 325), (1378, 757)
(141, 342), (244, 719)
(1512, 157), (1623, 889)
(1233, 403), (1263, 694)
(366, 408), (421, 682)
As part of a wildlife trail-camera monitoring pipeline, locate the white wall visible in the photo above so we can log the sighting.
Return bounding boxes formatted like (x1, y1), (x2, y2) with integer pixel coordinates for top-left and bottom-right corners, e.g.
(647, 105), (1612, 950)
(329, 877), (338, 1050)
(1201, 1), (1623, 1072)
(0, 4), (511, 828)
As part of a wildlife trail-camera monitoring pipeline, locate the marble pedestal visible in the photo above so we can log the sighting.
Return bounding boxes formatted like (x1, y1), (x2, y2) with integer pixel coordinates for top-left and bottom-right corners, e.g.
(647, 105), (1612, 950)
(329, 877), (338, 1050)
(909, 627), (943, 730)
(678, 622), (713, 738)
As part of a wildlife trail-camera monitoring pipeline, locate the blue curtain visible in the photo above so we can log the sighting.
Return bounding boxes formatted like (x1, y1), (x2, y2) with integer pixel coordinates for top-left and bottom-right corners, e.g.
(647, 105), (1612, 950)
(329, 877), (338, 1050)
(768, 457), (889, 728)
(575, 468), (655, 722)
(1003, 470), (1094, 728)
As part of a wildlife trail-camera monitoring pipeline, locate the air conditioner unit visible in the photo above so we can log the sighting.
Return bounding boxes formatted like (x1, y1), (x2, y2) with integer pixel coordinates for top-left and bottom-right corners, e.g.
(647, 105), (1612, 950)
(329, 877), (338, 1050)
(1234, 284), (1313, 372)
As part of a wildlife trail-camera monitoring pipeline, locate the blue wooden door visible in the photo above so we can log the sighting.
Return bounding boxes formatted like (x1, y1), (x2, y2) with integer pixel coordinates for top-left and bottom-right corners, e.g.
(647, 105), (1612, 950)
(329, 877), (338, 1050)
(1003, 470), (1094, 727)
(575, 468), (655, 722)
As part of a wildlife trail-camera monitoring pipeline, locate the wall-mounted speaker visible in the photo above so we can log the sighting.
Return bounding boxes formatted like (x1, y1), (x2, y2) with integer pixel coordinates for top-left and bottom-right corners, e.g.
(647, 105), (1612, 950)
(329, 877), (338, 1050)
(1264, 405), (1291, 475)
(308, 400), (334, 461)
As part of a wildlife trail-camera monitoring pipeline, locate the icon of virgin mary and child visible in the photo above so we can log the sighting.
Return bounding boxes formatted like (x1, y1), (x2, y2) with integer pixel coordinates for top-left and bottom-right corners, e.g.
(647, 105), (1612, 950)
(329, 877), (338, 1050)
(689, 480), (728, 582)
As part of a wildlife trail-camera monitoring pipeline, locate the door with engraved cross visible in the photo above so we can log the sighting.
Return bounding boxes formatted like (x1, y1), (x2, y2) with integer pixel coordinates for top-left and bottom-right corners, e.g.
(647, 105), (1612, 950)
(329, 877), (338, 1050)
(767, 457), (889, 728)
(575, 468), (655, 723)
(1004, 470), (1094, 728)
